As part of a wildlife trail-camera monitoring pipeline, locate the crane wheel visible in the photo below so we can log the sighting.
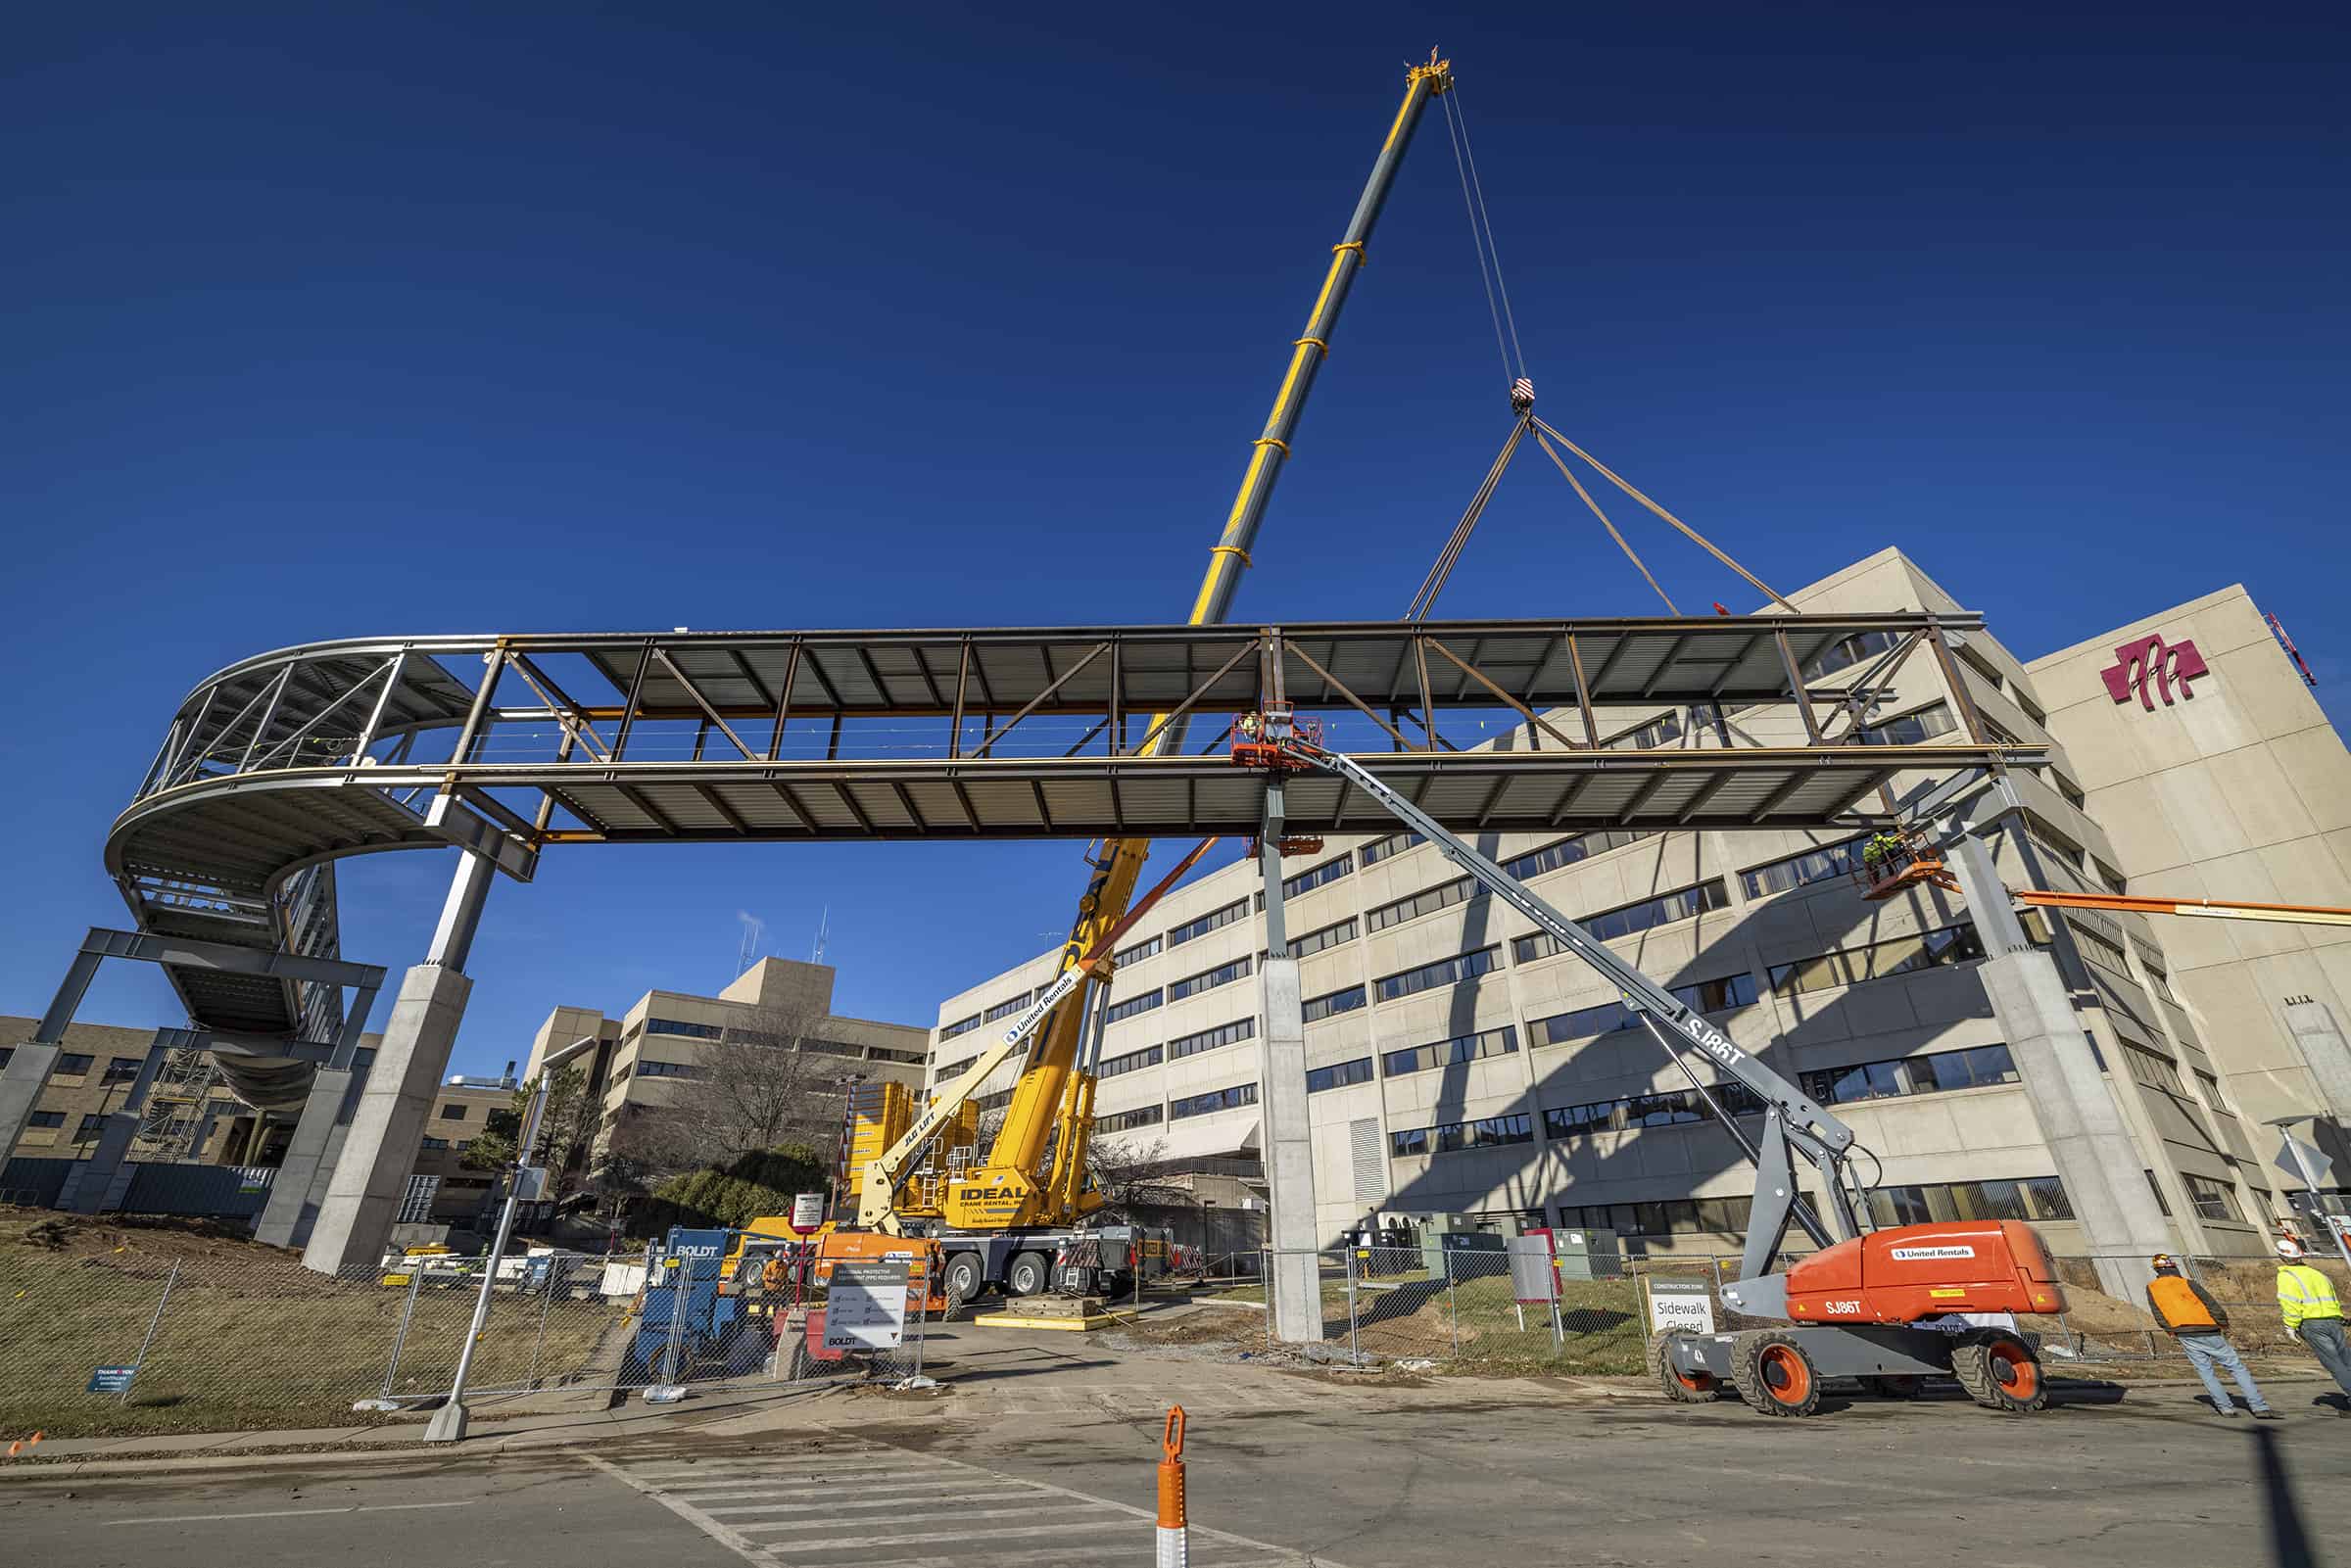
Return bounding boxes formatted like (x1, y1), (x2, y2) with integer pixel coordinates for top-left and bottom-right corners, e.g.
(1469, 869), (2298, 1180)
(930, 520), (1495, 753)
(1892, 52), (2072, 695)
(942, 1254), (984, 1310)
(1647, 1331), (1722, 1402)
(1006, 1252), (1051, 1298)
(1730, 1330), (1822, 1417)
(1951, 1331), (2047, 1413)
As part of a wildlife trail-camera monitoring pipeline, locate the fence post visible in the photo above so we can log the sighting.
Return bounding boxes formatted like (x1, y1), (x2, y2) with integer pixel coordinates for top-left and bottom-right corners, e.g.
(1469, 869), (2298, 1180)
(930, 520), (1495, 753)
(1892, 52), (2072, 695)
(528, 1263), (555, 1389)
(378, 1268), (426, 1401)
(123, 1260), (182, 1404)
(1345, 1247), (1361, 1366)
(655, 1253), (694, 1390)
(1446, 1250), (1460, 1358)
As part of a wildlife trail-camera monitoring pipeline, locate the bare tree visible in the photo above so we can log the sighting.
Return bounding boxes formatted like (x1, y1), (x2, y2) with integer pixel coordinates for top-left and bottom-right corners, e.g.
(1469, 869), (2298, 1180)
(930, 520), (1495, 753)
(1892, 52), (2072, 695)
(1088, 1131), (1190, 1213)
(636, 992), (861, 1169)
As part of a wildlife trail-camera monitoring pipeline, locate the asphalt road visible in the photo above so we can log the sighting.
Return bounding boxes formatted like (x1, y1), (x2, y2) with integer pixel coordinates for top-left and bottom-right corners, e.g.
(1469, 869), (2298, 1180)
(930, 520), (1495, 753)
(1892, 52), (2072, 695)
(4, 1381), (2346, 1568)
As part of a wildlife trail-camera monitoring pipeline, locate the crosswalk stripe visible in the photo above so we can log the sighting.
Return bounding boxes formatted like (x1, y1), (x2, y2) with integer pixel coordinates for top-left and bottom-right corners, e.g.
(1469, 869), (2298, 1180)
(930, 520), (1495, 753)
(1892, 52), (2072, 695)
(654, 1469), (950, 1493)
(750, 1516), (1125, 1551)
(700, 1490), (1008, 1517)
(656, 1482), (1000, 1506)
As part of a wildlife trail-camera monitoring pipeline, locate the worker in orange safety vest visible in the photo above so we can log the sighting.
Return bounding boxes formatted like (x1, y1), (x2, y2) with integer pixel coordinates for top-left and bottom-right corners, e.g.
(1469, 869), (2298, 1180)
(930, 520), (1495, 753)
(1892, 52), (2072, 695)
(2147, 1254), (2277, 1419)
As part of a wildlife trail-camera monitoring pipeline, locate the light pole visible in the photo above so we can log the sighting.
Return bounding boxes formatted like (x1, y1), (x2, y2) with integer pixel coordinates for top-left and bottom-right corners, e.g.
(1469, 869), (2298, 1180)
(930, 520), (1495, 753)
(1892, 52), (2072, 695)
(423, 1034), (597, 1444)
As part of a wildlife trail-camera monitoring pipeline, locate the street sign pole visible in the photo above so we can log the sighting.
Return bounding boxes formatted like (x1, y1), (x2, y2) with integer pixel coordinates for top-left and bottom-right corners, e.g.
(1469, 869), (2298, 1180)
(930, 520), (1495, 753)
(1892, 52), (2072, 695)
(2270, 1120), (2351, 1272)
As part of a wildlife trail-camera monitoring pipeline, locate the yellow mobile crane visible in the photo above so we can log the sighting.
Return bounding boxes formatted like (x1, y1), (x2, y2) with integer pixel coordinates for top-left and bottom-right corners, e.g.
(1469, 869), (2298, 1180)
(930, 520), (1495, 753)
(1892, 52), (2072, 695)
(850, 54), (1456, 1307)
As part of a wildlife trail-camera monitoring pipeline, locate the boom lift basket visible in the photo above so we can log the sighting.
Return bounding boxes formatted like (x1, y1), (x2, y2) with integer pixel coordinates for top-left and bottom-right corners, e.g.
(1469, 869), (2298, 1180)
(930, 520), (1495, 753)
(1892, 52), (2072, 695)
(1854, 828), (1958, 901)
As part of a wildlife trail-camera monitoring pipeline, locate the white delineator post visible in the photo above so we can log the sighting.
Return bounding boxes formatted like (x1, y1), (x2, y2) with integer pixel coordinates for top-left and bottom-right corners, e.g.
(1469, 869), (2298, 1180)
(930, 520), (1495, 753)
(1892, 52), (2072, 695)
(1157, 1404), (1188, 1568)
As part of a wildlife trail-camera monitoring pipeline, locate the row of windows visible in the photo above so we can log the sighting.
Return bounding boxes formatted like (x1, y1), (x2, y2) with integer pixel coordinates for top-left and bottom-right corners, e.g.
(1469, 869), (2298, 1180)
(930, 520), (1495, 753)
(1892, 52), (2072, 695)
(1283, 854), (1354, 897)
(1563, 1198), (1755, 1238)
(939, 1013), (983, 1040)
(1360, 830), (1425, 866)
(1275, 917), (1357, 961)
(1800, 1043), (2019, 1107)
(1527, 973), (1759, 1049)
(1545, 1081), (1769, 1139)
(2068, 919), (2135, 980)
(1170, 956), (1252, 1002)
(2123, 1042), (2189, 1098)
(1113, 934), (1161, 968)
(1306, 1056), (1375, 1093)
(1392, 1112), (1534, 1159)
(1383, 1025), (1517, 1079)
(1366, 873), (1480, 934)
(974, 1088), (1015, 1113)
(983, 994), (1028, 1022)
(1605, 712), (1684, 751)
(648, 1018), (725, 1039)
(1096, 1104), (1165, 1133)
(1303, 984), (1367, 1023)
(1769, 923), (1986, 997)
(634, 1059), (704, 1079)
(1499, 829), (1651, 882)
(1099, 1043), (1162, 1079)
(1512, 880), (1732, 967)
(1169, 1018), (1255, 1060)
(1171, 1082), (1258, 1119)
(1804, 628), (1902, 681)
(1857, 700), (1957, 746)
(1168, 898), (1250, 948)
(1867, 1174), (2074, 1228)
(1376, 946), (1501, 1003)
(1106, 989), (1165, 1023)
(1739, 836), (1865, 900)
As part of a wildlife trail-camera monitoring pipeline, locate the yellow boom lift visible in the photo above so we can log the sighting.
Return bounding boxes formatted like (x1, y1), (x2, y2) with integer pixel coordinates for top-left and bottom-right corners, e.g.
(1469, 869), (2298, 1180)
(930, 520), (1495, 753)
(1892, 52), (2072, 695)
(846, 54), (1456, 1307)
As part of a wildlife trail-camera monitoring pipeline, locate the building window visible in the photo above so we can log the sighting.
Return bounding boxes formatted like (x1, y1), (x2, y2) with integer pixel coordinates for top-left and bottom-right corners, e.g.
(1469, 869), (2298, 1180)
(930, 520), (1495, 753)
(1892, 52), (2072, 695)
(1375, 946), (1501, 1003)
(1170, 957), (1251, 1002)
(1544, 1080), (1768, 1138)
(2183, 1173), (2246, 1224)
(420, 1136), (451, 1151)
(2016, 689), (2048, 726)
(1800, 1043), (2018, 1107)
(1805, 629), (1901, 680)
(2122, 1043), (2189, 1098)
(1113, 934), (1161, 968)
(1096, 1104), (1165, 1133)
(1532, 973), (1758, 1046)
(2068, 916), (2133, 976)
(1106, 988), (1166, 1023)
(2145, 1170), (2175, 1217)
(647, 1018), (725, 1039)
(1282, 854), (1354, 898)
(1360, 830), (1424, 866)
(2053, 773), (2087, 810)
(1273, 917), (1357, 961)
(1382, 1025), (1517, 1078)
(1498, 830), (1651, 882)
(439, 1104), (468, 1120)
(1515, 883), (1734, 965)
(1168, 899), (1250, 948)
(1391, 1113), (1534, 1159)
(27, 1111), (65, 1129)
(54, 1053), (93, 1077)
(608, 1064), (631, 1086)
(2194, 1069), (2233, 1114)
(1168, 1019), (1254, 1060)
(1099, 1044), (1164, 1080)
(973, 1089), (1016, 1113)
(1864, 1175), (2074, 1228)
(983, 994), (1029, 1023)
(1303, 984), (1367, 1023)
(1741, 837), (1867, 899)
(0, 1047), (12, 1070)
(635, 1059), (705, 1079)
(101, 1057), (143, 1085)
(1768, 923), (1987, 997)
(2135, 954), (2179, 1004)
(1366, 875), (1482, 933)
(1604, 712), (1683, 751)
(939, 1014), (983, 1040)
(1171, 1082), (1258, 1120)
(74, 1114), (107, 1140)
(1306, 1057), (1375, 1093)
(1856, 702), (1957, 746)
(866, 1046), (926, 1064)
(1564, 1198), (1753, 1240)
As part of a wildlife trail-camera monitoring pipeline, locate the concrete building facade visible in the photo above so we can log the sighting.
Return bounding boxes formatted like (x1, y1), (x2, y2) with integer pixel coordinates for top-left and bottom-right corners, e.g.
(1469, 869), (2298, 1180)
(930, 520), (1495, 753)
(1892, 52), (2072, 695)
(525, 957), (929, 1162)
(928, 549), (2343, 1259)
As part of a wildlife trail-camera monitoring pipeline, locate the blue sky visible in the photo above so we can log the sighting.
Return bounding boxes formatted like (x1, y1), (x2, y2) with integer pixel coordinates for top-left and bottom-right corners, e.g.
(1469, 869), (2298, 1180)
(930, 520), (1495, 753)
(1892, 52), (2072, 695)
(5, 3), (2346, 1073)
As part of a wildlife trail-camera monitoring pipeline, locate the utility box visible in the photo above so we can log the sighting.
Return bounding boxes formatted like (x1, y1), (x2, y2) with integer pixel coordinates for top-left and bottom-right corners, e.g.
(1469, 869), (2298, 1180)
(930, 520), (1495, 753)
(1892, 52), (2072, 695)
(1548, 1227), (1623, 1280)
(1418, 1212), (1506, 1277)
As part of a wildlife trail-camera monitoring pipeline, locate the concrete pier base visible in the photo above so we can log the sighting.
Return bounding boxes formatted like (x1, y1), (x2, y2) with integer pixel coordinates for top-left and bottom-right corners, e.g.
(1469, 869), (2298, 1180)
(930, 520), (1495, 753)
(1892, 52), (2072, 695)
(253, 1067), (359, 1249)
(56, 1114), (140, 1213)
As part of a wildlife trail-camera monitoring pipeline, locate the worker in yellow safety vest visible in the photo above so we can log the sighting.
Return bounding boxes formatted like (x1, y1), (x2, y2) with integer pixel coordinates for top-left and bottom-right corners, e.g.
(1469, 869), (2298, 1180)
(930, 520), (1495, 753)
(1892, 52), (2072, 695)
(2146, 1254), (2276, 1418)
(2276, 1237), (2351, 1406)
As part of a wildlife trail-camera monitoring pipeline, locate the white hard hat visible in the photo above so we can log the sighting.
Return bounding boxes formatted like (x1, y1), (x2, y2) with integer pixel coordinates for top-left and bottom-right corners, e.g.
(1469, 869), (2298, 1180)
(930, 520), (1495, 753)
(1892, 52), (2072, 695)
(2277, 1238), (2306, 1258)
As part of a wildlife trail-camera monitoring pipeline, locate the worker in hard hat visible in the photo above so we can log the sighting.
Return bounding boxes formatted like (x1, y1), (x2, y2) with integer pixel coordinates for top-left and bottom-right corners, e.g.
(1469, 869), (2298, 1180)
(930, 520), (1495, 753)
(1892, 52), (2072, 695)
(2276, 1237), (2351, 1406)
(2147, 1254), (2277, 1419)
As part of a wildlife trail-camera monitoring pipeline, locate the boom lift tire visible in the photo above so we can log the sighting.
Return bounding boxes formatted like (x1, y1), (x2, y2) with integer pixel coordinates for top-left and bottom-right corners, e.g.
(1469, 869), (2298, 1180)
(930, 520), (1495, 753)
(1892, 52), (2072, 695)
(942, 1253), (984, 1310)
(1647, 1331), (1723, 1402)
(1731, 1330), (1822, 1417)
(1006, 1251), (1051, 1299)
(1950, 1330), (2047, 1414)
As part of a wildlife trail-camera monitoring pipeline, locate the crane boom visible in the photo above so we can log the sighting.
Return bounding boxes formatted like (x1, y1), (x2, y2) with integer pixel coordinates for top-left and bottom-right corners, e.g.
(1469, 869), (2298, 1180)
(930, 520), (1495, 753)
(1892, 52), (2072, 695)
(911, 56), (1456, 1239)
(1234, 709), (1863, 1285)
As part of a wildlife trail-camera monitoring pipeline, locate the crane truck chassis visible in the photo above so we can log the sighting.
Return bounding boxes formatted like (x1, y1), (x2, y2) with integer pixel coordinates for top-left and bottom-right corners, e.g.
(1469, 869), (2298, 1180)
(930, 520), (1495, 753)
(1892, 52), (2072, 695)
(1233, 708), (2067, 1416)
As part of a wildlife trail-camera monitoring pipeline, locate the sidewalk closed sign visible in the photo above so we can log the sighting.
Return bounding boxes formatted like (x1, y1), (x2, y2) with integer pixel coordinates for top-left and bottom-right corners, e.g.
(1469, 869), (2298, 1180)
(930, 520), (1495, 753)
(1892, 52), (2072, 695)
(87, 1366), (137, 1395)
(1643, 1277), (1716, 1336)
(823, 1260), (910, 1351)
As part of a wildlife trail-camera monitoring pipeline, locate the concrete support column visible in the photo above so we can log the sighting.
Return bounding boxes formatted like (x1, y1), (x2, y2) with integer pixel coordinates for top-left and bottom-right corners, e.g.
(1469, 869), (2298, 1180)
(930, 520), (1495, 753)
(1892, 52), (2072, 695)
(1949, 836), (2172, 1296)
(301, 849), (491, 1276)
(1256, 781), (1323, 1345)
(252, 1068), (358, 1248)
(58, 1116), (141, 1213)
(0, 1046), (64, 1166)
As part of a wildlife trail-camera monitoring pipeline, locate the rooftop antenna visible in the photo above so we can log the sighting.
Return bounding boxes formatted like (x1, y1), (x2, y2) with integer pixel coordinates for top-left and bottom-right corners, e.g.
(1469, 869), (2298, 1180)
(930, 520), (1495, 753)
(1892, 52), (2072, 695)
(736, 911), (766, 978)
(811, 905), (830, 966)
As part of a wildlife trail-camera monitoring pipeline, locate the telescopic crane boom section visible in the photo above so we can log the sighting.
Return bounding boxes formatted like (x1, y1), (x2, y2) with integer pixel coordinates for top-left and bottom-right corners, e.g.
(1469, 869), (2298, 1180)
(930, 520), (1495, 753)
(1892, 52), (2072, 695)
(873, 57), (1456, 1245)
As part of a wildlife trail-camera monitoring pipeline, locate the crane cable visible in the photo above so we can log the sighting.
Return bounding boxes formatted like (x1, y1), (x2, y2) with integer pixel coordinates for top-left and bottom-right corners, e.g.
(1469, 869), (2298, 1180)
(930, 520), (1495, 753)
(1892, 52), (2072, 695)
(1406, 414), (1528, 621)
(1531, 425), (1679, 616)
(1441, 87), (1527, 393)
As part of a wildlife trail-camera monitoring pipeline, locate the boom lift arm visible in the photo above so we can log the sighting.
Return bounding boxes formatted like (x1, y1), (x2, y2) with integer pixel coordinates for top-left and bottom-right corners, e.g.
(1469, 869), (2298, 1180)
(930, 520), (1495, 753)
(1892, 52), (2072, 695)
(1234, 710), (1863, 1288)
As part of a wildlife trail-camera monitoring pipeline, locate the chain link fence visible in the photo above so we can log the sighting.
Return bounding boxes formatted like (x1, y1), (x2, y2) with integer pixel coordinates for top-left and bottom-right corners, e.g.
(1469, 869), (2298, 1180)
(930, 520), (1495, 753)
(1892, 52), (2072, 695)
(1244, 1245), (2351, 1378)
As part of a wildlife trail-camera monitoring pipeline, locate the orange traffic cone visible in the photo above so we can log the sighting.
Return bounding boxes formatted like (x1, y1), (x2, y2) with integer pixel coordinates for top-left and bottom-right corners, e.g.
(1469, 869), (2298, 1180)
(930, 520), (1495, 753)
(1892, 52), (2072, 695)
(7, 1431), (43, 1459)
(1157, 1404), (1187, 1567)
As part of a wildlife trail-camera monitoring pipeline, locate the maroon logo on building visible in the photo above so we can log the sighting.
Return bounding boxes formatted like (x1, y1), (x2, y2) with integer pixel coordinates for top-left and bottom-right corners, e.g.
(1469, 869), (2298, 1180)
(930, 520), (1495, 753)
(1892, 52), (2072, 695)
(2100, 633), (2208, 710)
